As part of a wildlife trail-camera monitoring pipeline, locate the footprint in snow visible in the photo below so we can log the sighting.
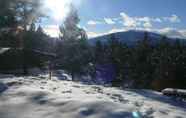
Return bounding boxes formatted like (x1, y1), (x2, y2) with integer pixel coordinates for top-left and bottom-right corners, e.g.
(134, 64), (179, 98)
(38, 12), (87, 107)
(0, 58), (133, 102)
(159, 110), (169, 115)
(106, 93), (111, 96)
(52, 87), (57, 91)
(158, 109), (170, 115)
(63, 83), (68, 85)
(91, 87), (103, 94)
(40, 87), (45, 89)
(110, 94), (129, 103)
(61, 90), (72, 93)
(85, 91), (91, 94)
(97, 96), (103, 99)
(143, 107), (155, 118)
(134, 101), (144, 107)
(40, 81), (47, 84)
(84, 90), (96, 94)
(72, 85), (81, 88)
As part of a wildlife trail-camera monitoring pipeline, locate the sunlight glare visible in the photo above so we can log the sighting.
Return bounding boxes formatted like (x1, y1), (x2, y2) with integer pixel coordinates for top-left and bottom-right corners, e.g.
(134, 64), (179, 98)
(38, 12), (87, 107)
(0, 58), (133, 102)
(45, 0), (73, 22)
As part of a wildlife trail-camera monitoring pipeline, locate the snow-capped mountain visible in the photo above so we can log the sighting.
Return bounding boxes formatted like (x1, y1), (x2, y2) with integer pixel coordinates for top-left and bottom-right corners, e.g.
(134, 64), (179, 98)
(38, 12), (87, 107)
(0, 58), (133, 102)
(88, 30), (185, 46)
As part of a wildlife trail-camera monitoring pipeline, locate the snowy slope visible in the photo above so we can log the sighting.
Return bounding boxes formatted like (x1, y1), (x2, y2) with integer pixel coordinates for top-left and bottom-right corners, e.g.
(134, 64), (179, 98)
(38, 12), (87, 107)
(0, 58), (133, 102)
(0, 75), (186, 118)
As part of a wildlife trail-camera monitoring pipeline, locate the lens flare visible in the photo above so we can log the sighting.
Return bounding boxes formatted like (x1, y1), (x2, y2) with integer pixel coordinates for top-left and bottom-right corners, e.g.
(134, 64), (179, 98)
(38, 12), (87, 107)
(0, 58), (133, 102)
(44, 0), (73, 22)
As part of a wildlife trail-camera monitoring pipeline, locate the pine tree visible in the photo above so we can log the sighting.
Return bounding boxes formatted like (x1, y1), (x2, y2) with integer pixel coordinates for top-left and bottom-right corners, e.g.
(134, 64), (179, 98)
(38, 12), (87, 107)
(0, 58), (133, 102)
(129, 32), (153, 88)
(57, 5), (89, 80)
(29, 22), (36, 32)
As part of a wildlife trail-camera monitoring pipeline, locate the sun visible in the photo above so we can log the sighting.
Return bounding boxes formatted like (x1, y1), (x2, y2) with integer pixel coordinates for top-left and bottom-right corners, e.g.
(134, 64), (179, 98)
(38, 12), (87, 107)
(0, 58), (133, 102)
(44, 0), (72, 22)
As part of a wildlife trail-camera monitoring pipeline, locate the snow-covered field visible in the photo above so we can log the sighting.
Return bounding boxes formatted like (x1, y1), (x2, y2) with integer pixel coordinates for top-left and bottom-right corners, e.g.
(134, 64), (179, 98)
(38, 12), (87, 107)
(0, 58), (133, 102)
(0, 75), (186, 118)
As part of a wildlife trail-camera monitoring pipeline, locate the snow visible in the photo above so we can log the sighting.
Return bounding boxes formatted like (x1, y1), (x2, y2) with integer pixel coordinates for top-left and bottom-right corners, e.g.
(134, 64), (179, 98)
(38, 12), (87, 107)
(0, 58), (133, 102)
(0, 48), (10, 54)
(162, 88), (186, 97)
(0, 75), (186, 118)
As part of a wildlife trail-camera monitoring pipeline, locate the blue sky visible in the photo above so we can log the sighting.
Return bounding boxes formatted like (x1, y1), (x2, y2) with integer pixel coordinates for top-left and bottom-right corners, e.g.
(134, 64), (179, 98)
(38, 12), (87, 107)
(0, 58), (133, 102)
(43, 0), (186, 38)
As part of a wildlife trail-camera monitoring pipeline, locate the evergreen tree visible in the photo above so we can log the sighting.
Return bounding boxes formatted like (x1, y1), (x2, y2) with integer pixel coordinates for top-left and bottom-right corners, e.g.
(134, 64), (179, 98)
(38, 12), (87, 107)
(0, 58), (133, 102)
(0, 0), (17, 29)
(94, 40), (105, 64)
(57, 5), (90, 80)
(29, 22), (36, 32)
(129, 32), (153, 88)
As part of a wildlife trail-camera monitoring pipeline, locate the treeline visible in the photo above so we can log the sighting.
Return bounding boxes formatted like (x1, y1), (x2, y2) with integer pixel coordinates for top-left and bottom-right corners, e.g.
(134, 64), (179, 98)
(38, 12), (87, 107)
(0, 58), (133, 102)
(90, 33), (186, 90)
(54, 31), (186, 90)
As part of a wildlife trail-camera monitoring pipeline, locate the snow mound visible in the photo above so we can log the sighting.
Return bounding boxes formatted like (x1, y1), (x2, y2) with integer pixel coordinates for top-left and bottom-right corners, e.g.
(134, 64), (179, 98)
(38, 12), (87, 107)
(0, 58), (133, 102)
(162, 88), (186, 99)
(0, 75), (186, 118)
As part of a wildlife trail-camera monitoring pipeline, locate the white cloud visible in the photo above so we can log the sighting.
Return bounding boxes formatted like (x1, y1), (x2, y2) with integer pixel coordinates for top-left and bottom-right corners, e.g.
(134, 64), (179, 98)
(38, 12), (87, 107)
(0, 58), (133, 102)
(137, 17), (151, 22)
(179, 30), (186, 38)
(86, 13), (183, 38)
(119, 13), (181, 28)
(88, 27), (186, 39)
(156, 27), (186, 39)
(163, 14), (181, 23)
(87, 18), (115, 26)
(87, 27), (132, 38)
(43, 25), (60, 37)
(170, 15), (181, 22)
(87, 13), (180, 28)
(104, 18), (115, 25)
(136, 17), (152, 28)
(87, 28), (135, 38)
(87, 20), (102, 26)
(108, 28), (127, 34)
(119, 12), (153, 28)
(87, 32), (99, 38)
(143, 22), (152, 28)
(157, 27), (174, 33)
(137, 17), (162, 23)
(135, 14), (180, 24)
(120, 12), (137, 27)
(87, 31), (107, 38)
(153, 18), (162, 23)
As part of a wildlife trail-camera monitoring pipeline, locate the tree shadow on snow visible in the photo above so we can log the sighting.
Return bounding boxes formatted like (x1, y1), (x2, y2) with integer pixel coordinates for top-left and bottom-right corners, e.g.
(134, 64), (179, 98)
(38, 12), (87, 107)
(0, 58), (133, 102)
(29, 92), (49, 105)
(0, 82), (8, 94)
(56, 101), (136, 118)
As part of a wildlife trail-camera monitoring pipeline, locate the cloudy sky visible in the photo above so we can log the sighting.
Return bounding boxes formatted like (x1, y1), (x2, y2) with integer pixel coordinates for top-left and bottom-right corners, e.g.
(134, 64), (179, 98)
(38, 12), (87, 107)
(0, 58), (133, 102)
(42, 0), (186, 38)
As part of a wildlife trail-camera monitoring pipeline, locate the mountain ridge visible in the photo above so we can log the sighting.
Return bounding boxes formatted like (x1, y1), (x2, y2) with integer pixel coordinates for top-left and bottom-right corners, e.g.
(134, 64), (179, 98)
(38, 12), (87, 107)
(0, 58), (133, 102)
(88, 30), (186, 45)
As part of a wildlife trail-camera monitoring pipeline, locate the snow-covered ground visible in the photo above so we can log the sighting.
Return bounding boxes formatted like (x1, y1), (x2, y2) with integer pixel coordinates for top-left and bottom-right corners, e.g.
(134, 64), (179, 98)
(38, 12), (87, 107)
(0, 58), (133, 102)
(0, 75), (186, 118)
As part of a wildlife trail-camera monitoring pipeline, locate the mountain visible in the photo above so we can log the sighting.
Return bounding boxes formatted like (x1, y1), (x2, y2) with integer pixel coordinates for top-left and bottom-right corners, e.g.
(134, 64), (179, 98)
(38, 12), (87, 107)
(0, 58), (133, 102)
(88, 30), (185, 46)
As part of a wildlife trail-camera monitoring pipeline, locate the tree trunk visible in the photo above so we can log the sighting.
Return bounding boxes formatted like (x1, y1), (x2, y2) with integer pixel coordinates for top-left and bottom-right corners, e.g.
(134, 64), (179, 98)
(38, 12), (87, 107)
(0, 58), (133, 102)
(22, 49), (28, 75)
(71, 72), (74, 81)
